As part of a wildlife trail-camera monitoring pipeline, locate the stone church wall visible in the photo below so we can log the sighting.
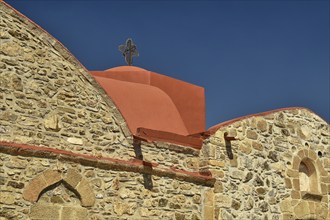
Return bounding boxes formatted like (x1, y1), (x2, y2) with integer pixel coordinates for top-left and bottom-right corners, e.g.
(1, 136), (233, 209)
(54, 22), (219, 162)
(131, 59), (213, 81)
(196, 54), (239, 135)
(0, 2), (134, 161)
(1, 1), (329, 220)
(0, 1), (200, 175)
(202, 108), (330, 220)
(0, 153), (205, 220)
(0, 2), (209, 219)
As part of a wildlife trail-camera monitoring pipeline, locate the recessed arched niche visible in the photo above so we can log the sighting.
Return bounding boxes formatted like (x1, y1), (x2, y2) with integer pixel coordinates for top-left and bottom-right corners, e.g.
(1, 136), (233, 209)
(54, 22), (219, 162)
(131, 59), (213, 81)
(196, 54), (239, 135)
(23, 169), (95, 219)
(298, 158), (319, 194)
(288, 148), (329, 202)
(281, 148), (329, 220)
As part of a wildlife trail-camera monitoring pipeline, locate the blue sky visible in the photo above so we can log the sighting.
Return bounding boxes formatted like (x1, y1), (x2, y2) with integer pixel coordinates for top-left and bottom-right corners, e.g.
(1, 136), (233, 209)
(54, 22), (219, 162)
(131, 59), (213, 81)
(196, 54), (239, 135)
(6, 0), (329, 128)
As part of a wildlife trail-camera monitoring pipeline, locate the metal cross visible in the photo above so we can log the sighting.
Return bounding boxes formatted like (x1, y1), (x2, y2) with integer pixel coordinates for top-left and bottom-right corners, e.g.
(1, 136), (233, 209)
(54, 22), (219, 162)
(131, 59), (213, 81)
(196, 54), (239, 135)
(118, 38), (139, 66)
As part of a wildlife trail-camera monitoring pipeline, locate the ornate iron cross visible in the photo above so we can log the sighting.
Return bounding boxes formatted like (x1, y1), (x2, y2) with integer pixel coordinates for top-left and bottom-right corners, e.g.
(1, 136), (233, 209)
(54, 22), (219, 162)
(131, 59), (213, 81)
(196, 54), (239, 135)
(118, 38), (139, 66)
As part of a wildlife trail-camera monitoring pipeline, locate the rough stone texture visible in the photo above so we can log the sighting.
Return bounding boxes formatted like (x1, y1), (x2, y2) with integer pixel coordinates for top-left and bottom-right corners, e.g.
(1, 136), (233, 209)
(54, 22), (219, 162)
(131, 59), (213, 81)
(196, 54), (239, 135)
(204, 109), (330, 220)
(0, 2), (329, 220)
(0, 2), (134, 161)
(0, 154), (203, 219)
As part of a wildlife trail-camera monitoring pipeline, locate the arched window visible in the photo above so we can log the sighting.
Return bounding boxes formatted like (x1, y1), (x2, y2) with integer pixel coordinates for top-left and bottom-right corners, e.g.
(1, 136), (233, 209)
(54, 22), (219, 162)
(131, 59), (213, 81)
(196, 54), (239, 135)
(298, 158), (319, 193)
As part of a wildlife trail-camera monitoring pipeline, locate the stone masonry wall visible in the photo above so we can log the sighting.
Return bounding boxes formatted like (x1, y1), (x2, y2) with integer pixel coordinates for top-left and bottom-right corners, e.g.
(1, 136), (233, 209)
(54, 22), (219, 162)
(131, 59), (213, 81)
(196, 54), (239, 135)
(0, 2), (135, 160)
(1, 2), (330, 220)
(0, 3), (209, 219)
(0, 1), (200, 173)
(202, 108), (330, 220)
(0, 153), (204, 220)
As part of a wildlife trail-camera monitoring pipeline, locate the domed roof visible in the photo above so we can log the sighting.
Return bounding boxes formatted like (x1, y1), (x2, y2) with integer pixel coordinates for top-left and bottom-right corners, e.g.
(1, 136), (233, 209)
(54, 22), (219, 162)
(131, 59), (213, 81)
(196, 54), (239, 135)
(90, 66), (205, 137)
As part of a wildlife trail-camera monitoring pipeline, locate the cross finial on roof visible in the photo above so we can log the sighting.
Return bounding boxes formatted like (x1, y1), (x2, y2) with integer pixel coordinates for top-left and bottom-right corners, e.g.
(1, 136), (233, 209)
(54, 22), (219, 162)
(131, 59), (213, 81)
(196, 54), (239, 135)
(118, 38), (139, 66)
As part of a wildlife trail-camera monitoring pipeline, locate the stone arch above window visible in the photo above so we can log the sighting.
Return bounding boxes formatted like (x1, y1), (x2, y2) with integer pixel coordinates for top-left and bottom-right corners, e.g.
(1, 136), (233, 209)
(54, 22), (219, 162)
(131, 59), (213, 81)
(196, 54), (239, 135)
(287, 149), (328, 201)
(23, 168), (95, 207)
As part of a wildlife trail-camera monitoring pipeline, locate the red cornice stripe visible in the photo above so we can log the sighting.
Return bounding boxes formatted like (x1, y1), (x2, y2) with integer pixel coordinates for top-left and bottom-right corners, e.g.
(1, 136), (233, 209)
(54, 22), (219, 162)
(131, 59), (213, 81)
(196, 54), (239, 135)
(0, 141), (215, 186)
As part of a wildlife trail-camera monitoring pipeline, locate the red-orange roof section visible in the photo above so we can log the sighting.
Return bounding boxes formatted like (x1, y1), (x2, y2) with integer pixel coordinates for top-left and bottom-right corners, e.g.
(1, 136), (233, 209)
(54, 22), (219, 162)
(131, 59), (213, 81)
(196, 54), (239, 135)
(90, 66), (206, 139)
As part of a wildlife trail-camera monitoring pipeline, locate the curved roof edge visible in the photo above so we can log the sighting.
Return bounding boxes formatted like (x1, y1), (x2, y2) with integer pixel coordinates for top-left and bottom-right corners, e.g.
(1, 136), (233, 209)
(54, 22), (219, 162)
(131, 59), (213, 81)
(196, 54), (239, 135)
(206, 107), (328, 136)
(1, 1), (86, 73)
(105, 66), (148, 72)
(90, 66), (206, 135)
(92, 75), (190, 136)
(1, 1), (131, 137)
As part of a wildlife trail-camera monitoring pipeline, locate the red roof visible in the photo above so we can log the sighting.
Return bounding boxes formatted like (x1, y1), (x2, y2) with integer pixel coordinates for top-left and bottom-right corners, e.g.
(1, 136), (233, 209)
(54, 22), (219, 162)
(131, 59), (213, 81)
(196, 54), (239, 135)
(90, 66), (205, 147)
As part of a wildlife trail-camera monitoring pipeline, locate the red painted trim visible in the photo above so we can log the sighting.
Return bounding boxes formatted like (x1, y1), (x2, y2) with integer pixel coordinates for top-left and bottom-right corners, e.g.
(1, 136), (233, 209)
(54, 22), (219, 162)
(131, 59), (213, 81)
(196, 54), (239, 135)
(0, 141), (214, 184)
(0, 141), (159, 167)
(206, 107), (326, 135)
(135, 127), (203, 149)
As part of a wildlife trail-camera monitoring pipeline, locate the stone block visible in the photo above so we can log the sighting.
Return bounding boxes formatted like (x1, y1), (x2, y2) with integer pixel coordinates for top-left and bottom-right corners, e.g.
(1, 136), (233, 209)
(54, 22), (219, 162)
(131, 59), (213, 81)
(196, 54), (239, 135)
(218, 208), (233, 220)
(256, 187), (266, 195)
(282, 213), (295, 220)
(7, 181), (24, 189)
(230, 170), (243, 180)
(67, 137), (83, 145)
(259, 201), (269, 212)
(292, 178), (300, 191)
(302, 149), (309, 158)
(231, 199), (241, 210)
(294, 201), (309, 219)
(308, 150), (317, 161)
(320, 183), (327, 194)
(210, 170), (224, 178)
(42, 169), (61, 186)
(29, 204), (60, 219)
(246, 130), (258, 140)
(6, 157), (28, 169)
(256, 119), (268, 132)
(297, 150), (305, 159)
(252, 141), (263, 151)
(139, 207), (150, 217)
(291, 190), (301, 199)
(308, 201), (316, 214)
(239, 145), (252, 154)
(268, 151), (279, 162)
(292, 156), (300, 170)
(0, 192), (15, 205)
(286, 169), (299, 178)
(244, 196), (254, 210)
(203, 205), (214, 220)
(216, 195), (231, 208)
(175, 212), (185, 220)
(317, 161), (328, 176)
(315, 203), (329, 220)
(284, 178), (292, 188)
(208, 160), (225, 167)
(243, 172), (253, 183)
(230, 156), (238, 167)
(204, 190), (214, 206)
(61, 206), (88, 220)
(23, 175), (48, 202)
(280, 199), (293, 213)
(213, 180), (223, 193)
(75, 178), (95, 207)
(64, 168), (82, 188)
(290, 199), (299, 206)
(44, 114), (61, 131)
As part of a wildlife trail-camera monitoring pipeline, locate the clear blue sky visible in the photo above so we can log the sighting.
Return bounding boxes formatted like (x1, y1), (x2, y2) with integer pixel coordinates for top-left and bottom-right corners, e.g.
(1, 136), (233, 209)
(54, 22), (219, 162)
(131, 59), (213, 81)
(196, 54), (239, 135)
(6, 0), (329, 128)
